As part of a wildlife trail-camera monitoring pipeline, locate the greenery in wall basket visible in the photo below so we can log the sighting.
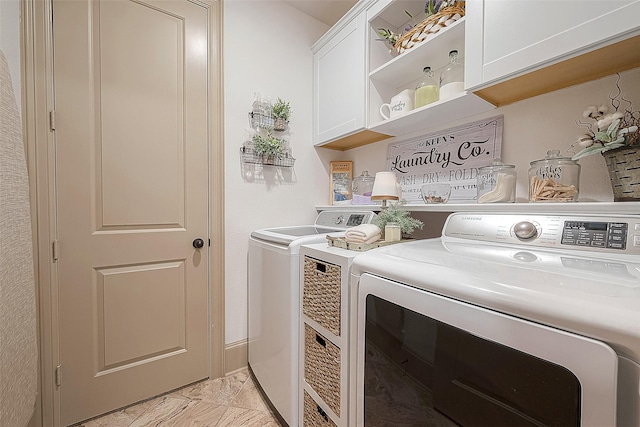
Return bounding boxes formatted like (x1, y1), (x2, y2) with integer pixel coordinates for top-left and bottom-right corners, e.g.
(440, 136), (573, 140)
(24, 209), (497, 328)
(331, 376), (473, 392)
(373, 201), (424, 235)
(252, 133), (286, 158)
(272, 97), (291, 121)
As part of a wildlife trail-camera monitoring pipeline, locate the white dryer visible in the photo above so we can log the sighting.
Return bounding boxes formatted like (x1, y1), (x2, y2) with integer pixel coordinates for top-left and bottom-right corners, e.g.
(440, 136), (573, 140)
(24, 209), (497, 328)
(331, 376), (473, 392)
(248, 210), (376, 426)
(350, 212), (640, 427)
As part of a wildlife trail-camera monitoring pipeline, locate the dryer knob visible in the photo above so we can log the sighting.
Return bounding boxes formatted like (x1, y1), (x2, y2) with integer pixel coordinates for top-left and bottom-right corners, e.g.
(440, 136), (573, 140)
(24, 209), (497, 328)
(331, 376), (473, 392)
(335, 215), (344, 225)
(514, 221), (538, 240)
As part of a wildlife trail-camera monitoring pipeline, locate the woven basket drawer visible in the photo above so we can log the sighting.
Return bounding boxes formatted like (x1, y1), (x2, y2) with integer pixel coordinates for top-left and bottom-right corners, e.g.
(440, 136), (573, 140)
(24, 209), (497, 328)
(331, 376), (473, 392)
(304, 390), (337, 427)
(304, 324), (341, 417)
(303, 256), (341, 336)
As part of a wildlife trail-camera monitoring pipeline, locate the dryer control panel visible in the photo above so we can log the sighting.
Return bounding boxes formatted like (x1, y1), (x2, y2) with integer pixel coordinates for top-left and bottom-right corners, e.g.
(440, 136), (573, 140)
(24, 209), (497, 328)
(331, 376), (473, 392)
(561, 221), (628, 250)
(443, 213), (640, 257)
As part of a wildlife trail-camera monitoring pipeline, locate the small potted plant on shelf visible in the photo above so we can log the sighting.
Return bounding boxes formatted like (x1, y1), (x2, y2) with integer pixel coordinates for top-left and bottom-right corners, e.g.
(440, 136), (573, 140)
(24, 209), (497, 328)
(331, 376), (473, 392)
(373, 200), (424, 238)
(272, 97), (291, 131)
(252, 133), (286, 164)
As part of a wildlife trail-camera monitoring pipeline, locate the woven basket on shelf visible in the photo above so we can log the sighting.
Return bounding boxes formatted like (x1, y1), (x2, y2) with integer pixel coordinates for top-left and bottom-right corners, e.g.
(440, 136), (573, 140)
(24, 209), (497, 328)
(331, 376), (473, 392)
(303, 257), (341, 336)
(394, 2), (466, 55)
(303, 391), (337, 427)
(304, 324), (341, 417)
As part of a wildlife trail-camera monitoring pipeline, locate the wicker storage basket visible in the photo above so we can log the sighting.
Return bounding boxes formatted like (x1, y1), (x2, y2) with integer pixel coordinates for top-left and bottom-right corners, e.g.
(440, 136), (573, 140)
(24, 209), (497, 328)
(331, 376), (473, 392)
(304, 324), (341, 417)
(603, 146), (640, 201)
(303, 257), (341, 336)
(394, 2), (465, 55)
(303, 391), (337, 427)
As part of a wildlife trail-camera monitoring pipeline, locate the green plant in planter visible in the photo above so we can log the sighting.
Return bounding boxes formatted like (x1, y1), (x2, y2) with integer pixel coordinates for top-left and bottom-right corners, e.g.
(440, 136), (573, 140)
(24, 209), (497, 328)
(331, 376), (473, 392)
(252, 133), (286, 158)
(373, 200), (424, 235)
(272, 97), (291, 121)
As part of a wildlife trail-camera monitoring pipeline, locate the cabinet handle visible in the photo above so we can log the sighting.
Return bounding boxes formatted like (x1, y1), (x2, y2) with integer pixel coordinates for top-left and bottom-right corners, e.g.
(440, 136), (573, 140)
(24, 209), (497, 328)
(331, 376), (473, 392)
(315, 334), (326, 348)
(316, 262), (326, 273)
(317, 404), (329, 422)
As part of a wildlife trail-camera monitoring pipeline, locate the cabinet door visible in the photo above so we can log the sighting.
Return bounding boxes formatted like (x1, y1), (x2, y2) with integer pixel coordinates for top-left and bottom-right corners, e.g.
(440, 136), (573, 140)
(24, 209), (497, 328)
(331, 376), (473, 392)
(466, 0), (640, 89)
(313, 12), (367, 145)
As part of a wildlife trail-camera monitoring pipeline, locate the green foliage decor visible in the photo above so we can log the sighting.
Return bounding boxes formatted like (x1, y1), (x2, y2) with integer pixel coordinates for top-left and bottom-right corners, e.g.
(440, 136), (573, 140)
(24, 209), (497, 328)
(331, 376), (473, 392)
(252, 133), (285, 158)
(373, 201), (424, 235)
(272, 97), (291, 121)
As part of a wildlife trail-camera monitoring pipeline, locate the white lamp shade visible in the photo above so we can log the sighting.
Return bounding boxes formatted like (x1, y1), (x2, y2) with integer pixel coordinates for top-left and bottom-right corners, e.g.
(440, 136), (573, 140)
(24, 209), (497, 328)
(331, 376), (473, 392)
(371, 171), (400, 201)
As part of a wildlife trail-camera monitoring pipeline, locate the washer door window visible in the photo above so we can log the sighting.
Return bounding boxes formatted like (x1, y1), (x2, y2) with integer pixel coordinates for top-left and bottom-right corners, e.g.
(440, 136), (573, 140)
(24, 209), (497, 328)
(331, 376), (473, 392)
(355, 274), (618, 427)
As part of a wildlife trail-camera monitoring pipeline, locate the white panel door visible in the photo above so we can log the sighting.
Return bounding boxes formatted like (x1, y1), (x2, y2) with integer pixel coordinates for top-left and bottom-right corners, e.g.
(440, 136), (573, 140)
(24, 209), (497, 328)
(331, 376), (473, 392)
(52, 0), (210, 424)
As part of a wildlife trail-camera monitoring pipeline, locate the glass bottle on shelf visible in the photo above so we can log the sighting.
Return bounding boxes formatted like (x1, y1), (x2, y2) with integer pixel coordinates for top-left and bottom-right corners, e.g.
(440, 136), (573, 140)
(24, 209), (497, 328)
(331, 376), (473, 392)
(439, 50), (464, 101)
(415, 66), (439, 108)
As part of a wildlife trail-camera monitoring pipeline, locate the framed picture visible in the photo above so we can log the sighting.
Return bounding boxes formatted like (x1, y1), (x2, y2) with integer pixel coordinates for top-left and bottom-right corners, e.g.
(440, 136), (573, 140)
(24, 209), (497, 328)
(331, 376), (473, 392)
(330, 161), (353, 205)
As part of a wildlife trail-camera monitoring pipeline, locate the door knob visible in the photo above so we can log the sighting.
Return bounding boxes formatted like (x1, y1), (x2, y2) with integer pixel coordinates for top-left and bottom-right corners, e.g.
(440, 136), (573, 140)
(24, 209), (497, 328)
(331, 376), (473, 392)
(193, 238), (205, 249)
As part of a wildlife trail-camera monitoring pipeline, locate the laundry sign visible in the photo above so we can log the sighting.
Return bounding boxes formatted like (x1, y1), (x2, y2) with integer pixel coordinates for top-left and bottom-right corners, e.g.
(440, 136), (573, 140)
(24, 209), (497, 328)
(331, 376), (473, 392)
(387, 115), (504, 203)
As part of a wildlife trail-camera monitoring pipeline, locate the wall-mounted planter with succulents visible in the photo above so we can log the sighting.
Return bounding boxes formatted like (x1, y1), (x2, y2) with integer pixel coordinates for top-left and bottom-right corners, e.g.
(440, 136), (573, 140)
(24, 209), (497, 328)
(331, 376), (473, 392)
(272, 98), (291, 131)
(240, 141), (296, 167)
(242, 94), (295, 167)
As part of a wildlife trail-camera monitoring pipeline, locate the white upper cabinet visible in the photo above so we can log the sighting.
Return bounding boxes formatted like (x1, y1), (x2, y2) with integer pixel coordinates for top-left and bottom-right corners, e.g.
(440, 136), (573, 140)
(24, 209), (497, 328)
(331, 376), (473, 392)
(313, 2), (391, 148)
(313, 12), (365, 145)
(466, 0), (640, 104)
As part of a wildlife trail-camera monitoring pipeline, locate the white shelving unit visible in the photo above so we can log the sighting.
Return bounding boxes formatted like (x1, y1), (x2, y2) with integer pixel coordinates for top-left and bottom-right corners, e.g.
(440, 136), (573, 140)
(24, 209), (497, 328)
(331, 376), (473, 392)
(316, 202), (640, 215)
(367, 8), (495, 138)
(369, 17), (466, 84)
(369, 90), (494, 136)
(299, 246), (357, 427)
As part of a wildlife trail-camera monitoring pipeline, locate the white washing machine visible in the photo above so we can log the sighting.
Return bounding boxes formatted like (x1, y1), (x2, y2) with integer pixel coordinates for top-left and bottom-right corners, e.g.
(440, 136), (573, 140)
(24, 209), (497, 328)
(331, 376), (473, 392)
(248, 210), (376, 426)
(350, 212), (640, 427)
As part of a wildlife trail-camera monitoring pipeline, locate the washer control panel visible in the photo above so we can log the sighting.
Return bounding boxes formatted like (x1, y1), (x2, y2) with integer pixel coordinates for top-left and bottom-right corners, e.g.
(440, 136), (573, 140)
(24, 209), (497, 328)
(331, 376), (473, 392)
(443, 213), (640, 256)
(315, 210), (377, 229)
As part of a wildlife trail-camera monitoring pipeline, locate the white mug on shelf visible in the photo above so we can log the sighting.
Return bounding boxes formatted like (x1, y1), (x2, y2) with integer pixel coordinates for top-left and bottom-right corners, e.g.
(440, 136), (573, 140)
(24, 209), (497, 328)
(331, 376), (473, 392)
(380, 89), (414, 120)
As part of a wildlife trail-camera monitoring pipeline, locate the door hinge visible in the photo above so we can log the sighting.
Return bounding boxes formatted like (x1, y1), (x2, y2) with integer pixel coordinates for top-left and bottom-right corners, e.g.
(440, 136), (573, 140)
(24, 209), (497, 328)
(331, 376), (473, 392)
(52, 239), (59, 262)
(55, 365), (62, 387)
(49, 110), (56, 132)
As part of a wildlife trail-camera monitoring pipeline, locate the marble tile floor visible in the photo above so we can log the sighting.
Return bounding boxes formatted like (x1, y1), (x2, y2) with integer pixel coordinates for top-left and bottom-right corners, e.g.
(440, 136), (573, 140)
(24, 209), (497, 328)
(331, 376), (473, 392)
(77, 368), (283, 427)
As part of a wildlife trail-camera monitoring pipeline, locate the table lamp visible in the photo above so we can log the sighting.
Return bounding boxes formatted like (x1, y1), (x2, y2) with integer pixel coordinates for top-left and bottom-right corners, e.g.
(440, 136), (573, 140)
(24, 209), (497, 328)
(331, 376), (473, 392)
(371, 171), (400, 207)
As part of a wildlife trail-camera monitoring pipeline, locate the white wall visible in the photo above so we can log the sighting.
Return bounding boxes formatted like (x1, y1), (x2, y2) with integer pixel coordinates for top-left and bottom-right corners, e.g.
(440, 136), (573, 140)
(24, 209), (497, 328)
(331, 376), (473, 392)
(0, 0), (21, 108)
(223, 1), (345, 344)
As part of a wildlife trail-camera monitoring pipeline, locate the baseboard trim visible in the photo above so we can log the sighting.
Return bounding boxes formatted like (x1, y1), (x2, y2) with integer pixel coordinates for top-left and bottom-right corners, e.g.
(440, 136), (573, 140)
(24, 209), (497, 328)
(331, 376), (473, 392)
(224, 339), (248, 375)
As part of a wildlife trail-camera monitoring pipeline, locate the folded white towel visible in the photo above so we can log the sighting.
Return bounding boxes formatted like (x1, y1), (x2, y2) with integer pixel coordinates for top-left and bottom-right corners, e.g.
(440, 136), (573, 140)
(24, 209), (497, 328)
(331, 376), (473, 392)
(345, 224), (381, 244)
(348, 233), (381, 244)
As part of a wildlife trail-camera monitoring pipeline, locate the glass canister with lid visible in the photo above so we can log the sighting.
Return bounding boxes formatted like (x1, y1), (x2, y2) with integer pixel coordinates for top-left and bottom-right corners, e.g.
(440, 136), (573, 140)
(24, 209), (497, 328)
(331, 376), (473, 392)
(352, 170), (376, 205)
(528, 150), (580, 202)
(476, 158), (517, 203)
